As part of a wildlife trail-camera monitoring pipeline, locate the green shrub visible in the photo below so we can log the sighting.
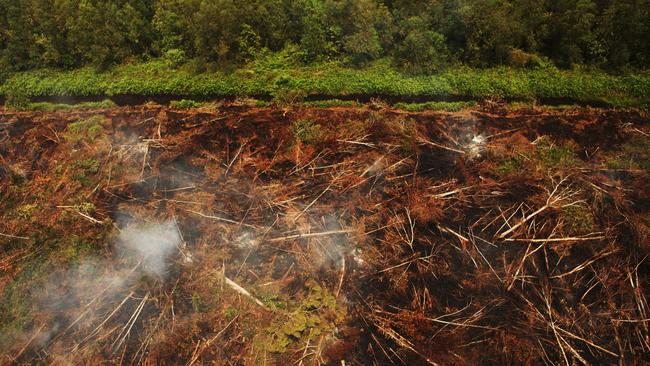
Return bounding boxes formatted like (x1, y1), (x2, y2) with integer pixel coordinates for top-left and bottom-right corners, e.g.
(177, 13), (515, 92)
(394, 101), (476, 112)
(20, 100), (116, 111)
(14, 204), (38, 220)
(534, 137), (578, 168)
(163, 49), (187, 68)
(0, 252), (49, 352)
(4, 90), (30, 110)
(302, 99), (358, 108)
(606, 137), (650, 172)
(79, 100), (117, 109)
(292, 119), (323, 145)
(273, 88), (306, 106)
(66, 116), (105, 143)
(561, 205), (596, 235)
(509, 49), (537, 68)
(496, 155), (526, 175)
(71, 159), (100, 186)
(169, 99), (203, 109)
(259, 285), (345, 354)
(191, 293), (207, 313)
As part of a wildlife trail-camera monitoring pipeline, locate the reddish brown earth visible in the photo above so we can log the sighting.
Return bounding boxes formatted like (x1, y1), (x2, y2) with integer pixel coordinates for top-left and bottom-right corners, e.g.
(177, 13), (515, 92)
(1, 103), (649, 365)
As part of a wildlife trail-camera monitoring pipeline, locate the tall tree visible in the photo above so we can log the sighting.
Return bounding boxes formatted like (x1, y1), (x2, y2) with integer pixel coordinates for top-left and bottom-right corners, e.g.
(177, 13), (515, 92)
(545, 0), (598, 67)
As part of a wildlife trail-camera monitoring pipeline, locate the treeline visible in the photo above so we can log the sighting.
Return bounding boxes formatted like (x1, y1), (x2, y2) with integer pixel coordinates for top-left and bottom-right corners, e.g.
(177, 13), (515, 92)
(1, 0), (649, 73)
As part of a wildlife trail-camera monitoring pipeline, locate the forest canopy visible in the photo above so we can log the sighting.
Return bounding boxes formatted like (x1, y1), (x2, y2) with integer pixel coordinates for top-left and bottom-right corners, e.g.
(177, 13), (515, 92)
(0, 0), (649, 73)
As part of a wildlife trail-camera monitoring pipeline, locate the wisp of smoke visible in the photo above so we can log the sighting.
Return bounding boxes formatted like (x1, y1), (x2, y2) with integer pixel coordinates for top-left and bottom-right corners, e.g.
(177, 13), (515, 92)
(29, 219), (182, 352)
(116, 220), (181, 277)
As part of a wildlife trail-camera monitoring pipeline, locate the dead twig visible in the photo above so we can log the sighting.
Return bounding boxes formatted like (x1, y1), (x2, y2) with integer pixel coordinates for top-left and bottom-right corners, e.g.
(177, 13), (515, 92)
(222, 276), (268, 310)
(184, 209), (258, 229)
(418, 137), (466, 154)
(11, 323), (46, 362)
(225, 142), (246, 175)
(112, 293), (149, 352)
(0, 232), (31, 240)
(267, 230), (353, 243)
(293, 176), (339, 222)
(335, 257), (346, 298)
(504, 233), (606, 243)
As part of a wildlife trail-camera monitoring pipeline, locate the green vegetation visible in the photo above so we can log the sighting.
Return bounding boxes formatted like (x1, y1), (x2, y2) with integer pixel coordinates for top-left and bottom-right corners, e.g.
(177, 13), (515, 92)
(292, 119), (324, 145)
(169, 99), (204, 109)
(302, 99), (359, 108)
(1, 61), (648, 107)
(496, 155), (527, 175)
(65, 116), (106, 144)
(606, 136), (650, 172)
(0, 250), (49, 352)
(223, 306), (237, 320)
(394, 101), (476, 112)
(71, 159), (100, 186)
(494, 137), (580, 176)
(14, 203), (38, 221)
(508, 102), (582, 111)
(257, 284), (345, 354)
(561, 205), (596, 235)
(535, 138), (579, 169)
(272, 88), (307, 107)
(0, 230), (107, 354)
(0, 1), (647, 106)
(2, 1), (649, 72)
(191, 293), (207, 313)
(3, 90), (30, 109)
(10, 100), (117, 112)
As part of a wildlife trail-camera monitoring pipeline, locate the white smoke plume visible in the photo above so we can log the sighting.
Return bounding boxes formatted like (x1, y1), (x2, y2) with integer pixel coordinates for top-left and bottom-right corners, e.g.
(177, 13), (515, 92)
(116, 220), (181, 277)
(26, 218), (182, 354)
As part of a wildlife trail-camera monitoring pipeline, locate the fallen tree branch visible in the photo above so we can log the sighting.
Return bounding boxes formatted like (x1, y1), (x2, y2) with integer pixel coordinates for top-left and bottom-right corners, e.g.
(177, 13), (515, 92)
(184, 209), (258, 229)
(223, 276), (268, 310)
(504, 234), (606, 243)
(0, 232), (31, 240)
(267, 230), (354, 243)
(418, 137), (466, 154)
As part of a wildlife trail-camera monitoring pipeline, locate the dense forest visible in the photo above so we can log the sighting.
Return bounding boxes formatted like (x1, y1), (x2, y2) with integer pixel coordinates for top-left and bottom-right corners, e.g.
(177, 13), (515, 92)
(1, 0), (649, 74)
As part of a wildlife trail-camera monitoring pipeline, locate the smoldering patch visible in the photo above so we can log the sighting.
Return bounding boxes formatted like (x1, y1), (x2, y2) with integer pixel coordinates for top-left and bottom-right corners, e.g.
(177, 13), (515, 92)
(115, 220), (181, 277)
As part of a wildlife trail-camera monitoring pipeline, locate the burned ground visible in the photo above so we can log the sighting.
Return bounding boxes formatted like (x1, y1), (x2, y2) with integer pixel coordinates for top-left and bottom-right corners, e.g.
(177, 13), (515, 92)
(0, 103), (649, 365)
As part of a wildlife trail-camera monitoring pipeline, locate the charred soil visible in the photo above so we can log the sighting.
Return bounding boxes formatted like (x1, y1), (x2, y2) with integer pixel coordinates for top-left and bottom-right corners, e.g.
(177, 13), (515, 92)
(1, 103), (649, 365)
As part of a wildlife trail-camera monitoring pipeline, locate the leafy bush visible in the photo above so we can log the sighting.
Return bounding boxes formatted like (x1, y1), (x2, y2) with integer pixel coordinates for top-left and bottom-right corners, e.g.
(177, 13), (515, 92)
(163, 49), (187, 69)
(496, 155), (526, 175)
(20, 100), (116, 111)
(71, 159), (100, 186)
(169, 99), (203, 109)
(257, 284), (344, 354)
(65, 116), (106, 143)
(4, 90), (30, 110)
(302, 99), (358, 108)
(394, 101), (476, 112)
(238, 24), (261, 63)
